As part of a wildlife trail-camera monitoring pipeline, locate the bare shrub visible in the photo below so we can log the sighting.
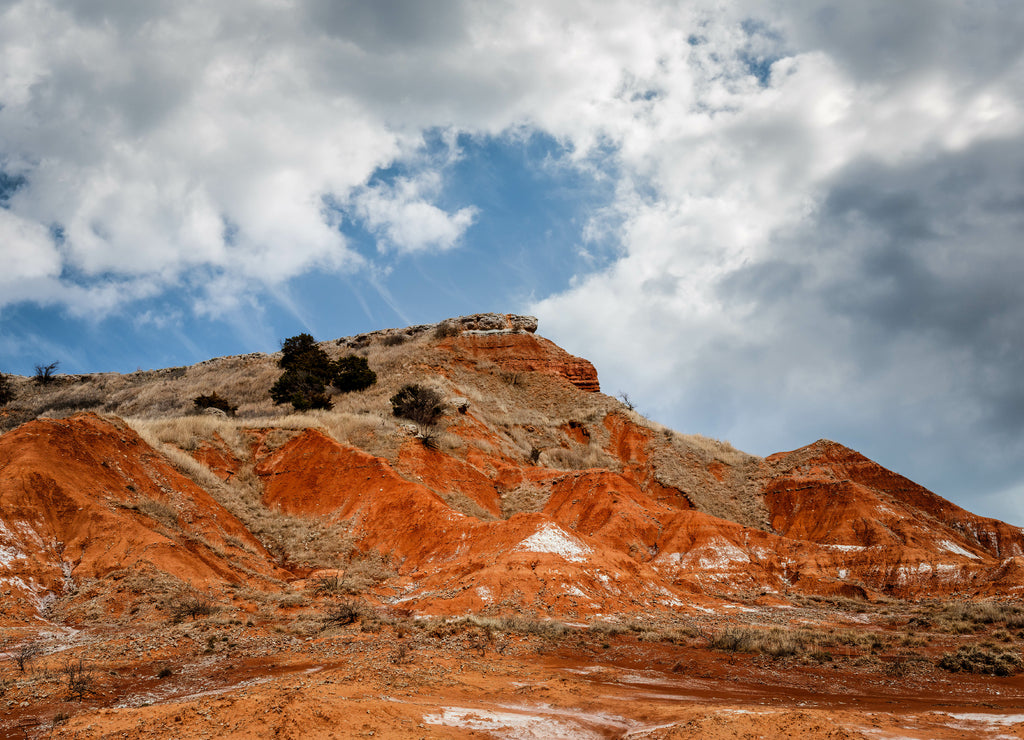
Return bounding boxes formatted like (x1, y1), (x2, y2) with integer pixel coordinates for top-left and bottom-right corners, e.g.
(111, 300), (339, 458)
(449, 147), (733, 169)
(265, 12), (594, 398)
(12, 642), (39, 673)
(389, 642), (414, 664)
(0, 373), (12, 405)
(34, 361), (59, 385)
(168, 594), (217, 622)
(62, 657), (95, 700)
(433, 322), (460, 339)
(322, 600), (365, 629)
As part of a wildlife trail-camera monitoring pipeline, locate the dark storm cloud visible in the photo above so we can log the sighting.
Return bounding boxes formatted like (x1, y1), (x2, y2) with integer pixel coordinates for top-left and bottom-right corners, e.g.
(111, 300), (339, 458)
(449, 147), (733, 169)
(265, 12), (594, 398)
(776, 0), (1024, 83)
(709, 135), (1024, 512)
(303, 0), (466, 50)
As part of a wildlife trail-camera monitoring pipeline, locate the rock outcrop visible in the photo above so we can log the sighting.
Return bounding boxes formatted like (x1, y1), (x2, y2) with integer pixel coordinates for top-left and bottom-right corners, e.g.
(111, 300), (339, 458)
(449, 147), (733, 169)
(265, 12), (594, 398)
(444, 331), (601, 392)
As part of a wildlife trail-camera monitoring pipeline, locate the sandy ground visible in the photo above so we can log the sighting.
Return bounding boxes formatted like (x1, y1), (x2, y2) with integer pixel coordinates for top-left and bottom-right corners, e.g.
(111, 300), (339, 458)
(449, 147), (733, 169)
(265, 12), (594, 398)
(3, 615), (1023, 740)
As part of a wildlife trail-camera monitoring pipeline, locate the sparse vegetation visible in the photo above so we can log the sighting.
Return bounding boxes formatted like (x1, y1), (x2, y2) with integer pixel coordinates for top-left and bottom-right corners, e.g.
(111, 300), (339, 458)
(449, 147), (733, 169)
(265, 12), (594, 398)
(62, 657), (95, 700)
(12, 642), (40, 673)
(938, 645), (1022, 676)
(168, 593), (217, 622)
(193, 392), (238, 415)
(434, 321), (460, 339)
(0, 372), (13, 405)
(34, 361), (60, 385)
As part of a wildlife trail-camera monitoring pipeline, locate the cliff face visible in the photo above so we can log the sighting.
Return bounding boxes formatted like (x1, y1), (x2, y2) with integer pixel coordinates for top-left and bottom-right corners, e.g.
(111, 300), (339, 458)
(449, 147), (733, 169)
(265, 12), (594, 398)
(444, 331), (601, 393)
(1, 316), (1022, 627)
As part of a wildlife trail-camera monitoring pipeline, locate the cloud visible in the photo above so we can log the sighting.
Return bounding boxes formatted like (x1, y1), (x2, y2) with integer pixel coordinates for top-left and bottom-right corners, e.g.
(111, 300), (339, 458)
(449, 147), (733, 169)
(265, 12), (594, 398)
(3, 0), (1024, 522)
(352, 170), (478, 254)
(530, 2), (1024, 522)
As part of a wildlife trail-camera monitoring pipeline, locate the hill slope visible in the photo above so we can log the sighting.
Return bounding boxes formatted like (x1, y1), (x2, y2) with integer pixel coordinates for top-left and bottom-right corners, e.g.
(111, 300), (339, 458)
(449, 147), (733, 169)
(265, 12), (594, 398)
(3, 313), (1022, 627)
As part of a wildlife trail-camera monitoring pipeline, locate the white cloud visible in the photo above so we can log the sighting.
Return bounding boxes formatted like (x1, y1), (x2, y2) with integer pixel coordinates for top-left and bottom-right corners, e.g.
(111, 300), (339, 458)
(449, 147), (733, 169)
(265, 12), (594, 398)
(352, 170), (478, 254)
(3, 0), (1024, 522)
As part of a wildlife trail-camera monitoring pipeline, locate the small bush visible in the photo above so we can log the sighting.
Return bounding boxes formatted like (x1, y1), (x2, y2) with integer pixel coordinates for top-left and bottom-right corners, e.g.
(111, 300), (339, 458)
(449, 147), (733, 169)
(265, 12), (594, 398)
(193, 392), (238, 415)
(157, 667), (173, 678)
(938, 646), (1022, 676)
(33, 361), (60, 385)
(168, 594), (217, 622)
(381, 334), (407, 346)
(322, 600), (364, 629)
(389, 642), (413, 664)
(0, 373), (13, 405)
(434, 322), (460, 339)
(390, 384), (445, 430)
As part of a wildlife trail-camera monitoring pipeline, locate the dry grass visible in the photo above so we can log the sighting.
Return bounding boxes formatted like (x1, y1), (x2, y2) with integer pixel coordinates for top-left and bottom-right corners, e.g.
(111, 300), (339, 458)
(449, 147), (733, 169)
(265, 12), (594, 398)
(500, 483), (550, 518)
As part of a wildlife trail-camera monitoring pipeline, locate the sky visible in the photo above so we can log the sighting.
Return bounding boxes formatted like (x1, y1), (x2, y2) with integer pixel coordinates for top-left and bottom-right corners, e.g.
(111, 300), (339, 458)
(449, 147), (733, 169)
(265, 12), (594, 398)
(1, 1), (1023, 526)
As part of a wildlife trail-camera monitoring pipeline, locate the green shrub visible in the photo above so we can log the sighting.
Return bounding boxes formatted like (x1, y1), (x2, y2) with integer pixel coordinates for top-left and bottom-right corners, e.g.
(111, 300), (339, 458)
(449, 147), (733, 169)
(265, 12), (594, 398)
(279, 333), (330, 373)
(270, 369), (332, 410)
(331, 355), (376, 393)
(193, 392), (238, 415)
(271, 335), (376, 410)
(272, 334), (334, 411)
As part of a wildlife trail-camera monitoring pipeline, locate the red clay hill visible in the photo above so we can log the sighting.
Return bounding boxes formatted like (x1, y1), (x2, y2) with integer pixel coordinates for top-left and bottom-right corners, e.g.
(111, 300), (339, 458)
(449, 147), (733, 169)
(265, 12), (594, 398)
(2, 314), (1023, 739)
(2, 313), (1021, 625)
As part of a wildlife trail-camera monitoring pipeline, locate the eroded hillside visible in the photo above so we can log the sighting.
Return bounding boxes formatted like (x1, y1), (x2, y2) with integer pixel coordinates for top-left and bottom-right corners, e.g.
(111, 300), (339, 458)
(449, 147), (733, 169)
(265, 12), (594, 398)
(1, 313), (1023, 739)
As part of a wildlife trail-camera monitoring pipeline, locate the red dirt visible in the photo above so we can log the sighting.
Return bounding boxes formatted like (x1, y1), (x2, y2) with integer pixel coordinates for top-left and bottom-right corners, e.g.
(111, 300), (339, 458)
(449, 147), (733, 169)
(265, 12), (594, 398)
(444, 331), (601, 392)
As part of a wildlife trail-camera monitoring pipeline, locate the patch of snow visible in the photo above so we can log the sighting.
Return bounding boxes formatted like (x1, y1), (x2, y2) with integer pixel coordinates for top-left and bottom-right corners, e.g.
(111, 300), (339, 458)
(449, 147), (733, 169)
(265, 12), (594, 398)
(825, 543), (866, 552)
(476, 586), (493, 603)
(694, 539), (750, 569)
(564, 585), (587, 598)
(423, 707), (602, 739)
(515, 524), (591, 563)
(938, 540), (981, 559)
(659, 539), (749, 570)
(943, 712), (1024, 726)
(838, 568), (849, 579)
(0, 544), (25, 567)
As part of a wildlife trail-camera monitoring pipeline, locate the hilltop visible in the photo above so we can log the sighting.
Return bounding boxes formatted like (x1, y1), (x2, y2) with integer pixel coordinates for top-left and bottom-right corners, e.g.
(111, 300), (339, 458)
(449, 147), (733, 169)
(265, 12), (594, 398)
(1, 313), (1023, 739)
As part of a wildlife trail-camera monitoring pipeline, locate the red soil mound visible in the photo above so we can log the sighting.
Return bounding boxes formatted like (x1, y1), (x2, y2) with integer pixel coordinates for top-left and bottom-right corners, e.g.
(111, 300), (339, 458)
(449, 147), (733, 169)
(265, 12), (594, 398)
(0, 414), (281, 623)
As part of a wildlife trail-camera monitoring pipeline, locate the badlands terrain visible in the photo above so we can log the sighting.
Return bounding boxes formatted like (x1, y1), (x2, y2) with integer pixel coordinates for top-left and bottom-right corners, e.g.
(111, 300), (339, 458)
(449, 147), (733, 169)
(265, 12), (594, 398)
(1, 313), (1023, 739)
